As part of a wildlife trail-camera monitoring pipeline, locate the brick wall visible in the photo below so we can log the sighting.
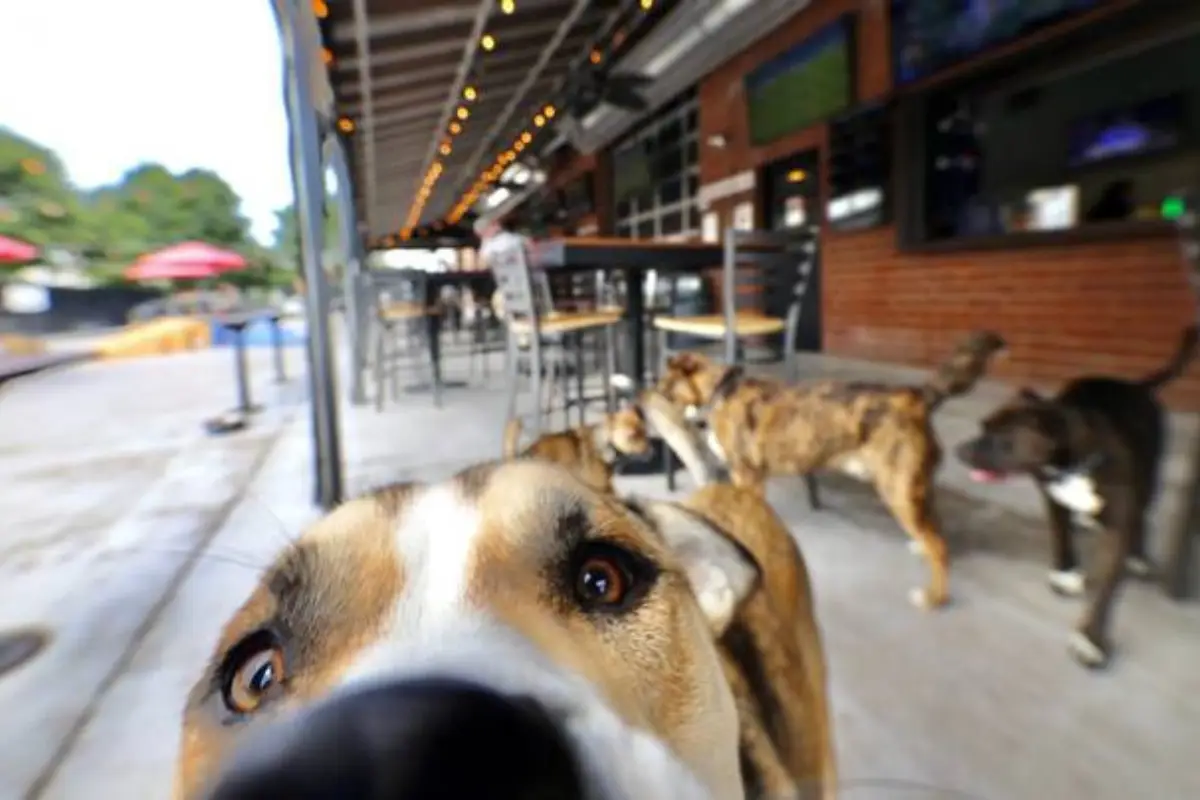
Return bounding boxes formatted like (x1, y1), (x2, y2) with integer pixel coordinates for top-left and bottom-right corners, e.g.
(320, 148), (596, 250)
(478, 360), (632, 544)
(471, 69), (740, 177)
(693, 0), (1200, 409)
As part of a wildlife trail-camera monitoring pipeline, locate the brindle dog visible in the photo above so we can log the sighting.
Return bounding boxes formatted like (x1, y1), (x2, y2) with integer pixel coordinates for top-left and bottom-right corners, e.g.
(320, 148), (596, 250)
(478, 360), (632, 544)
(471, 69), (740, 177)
(502, 407), (652, 495)
(656, 331), (1007, 610)
(956, 325), (1197, 670)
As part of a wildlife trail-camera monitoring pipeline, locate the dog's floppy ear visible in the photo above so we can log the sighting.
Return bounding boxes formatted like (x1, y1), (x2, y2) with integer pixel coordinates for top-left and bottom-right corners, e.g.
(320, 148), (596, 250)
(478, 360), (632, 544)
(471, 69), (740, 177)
(666, 352), (705, 376)
(710, 365), (745, 403)
(1016, 387), (1043, 403)
(626, 498), (759, 634)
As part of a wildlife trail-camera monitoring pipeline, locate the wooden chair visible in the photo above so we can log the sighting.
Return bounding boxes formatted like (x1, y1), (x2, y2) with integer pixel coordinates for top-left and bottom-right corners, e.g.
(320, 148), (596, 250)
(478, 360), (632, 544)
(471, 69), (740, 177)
(653, 226), (819, 489)
(487, 232), (621, 442)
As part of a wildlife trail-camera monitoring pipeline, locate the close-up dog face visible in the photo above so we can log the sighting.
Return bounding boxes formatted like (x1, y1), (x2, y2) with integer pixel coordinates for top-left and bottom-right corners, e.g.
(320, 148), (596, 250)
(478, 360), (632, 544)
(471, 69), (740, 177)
(176, 460), (758, 800)
(955, 389), (1067, 481)
(606, 406), (652, 458)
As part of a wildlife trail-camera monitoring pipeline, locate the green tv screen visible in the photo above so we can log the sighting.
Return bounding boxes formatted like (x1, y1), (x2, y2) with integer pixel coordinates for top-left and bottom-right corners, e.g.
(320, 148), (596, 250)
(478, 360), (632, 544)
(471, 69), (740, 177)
(745, 19), (853, 146)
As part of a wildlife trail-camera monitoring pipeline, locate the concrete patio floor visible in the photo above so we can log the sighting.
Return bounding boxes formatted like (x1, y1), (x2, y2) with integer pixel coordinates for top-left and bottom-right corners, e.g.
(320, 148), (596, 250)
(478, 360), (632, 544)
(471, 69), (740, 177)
(1, 342), (1198, 799)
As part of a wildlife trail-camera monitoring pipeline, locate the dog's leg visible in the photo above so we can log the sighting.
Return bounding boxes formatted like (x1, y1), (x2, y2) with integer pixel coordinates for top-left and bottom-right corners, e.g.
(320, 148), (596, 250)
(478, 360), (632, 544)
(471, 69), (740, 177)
(1124, 516), (1155, 579)
(1069, 524), (1130, 670)
(1039, 487), (1084, 597)
(803, 474), (822, 511)
(879, 475), (949, 610)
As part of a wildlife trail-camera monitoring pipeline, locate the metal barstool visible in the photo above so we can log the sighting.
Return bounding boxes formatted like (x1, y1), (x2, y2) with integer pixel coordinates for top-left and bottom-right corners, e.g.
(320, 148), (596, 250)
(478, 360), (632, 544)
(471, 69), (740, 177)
(488, 233), (620, 443)
(654, 226), (819, 490)
(364, 270), (442, 410)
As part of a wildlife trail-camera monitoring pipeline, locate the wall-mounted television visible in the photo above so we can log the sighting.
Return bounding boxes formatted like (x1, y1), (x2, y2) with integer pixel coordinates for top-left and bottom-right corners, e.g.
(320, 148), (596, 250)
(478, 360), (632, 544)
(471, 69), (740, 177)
(744, 15), (856, 147)
(891, 0), (1107, 86)
(1066, 93), (1187, 168)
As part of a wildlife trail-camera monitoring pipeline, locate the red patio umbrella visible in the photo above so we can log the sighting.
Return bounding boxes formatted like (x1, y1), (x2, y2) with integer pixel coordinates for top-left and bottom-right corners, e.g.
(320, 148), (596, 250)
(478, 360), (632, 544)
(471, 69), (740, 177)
(124, 241), (248, 282)
(0, 235), (38, 264)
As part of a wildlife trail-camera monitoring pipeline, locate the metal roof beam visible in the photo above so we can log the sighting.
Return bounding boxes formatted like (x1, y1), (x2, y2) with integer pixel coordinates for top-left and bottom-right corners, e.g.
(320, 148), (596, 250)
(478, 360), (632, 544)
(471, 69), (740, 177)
(331, 2), (479, 41)
(448, 0), (593, 221)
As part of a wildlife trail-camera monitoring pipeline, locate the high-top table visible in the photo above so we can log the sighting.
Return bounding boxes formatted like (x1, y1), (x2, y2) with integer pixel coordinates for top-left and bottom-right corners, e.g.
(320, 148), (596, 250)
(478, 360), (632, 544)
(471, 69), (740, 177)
(526, 237), (725, 392)
(211, 309), (285, 417)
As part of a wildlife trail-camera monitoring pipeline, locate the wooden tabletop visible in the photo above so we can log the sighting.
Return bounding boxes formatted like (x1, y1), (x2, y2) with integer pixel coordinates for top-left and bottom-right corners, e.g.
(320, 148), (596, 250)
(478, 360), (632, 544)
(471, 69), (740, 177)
(211, 308), (282, 328)
(527, 236), (725, 271)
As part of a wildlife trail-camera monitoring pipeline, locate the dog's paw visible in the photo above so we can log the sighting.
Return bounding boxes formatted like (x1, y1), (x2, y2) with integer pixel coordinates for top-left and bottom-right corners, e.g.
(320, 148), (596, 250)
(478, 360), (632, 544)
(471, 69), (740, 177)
(908, 587), (947, 610)
(906, 540), (925, 556)
(1125, 556), (1155, 579)
(1068, 630), (1110, 670)
(1048, 569), (1086, 597)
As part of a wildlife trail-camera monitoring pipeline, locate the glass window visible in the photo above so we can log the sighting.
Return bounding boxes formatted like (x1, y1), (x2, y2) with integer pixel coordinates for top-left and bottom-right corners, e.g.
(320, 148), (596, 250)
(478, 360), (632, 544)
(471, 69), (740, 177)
(612, 87), (700, 240)
(661, 210), (684, 236)
(913, 33), (1200, 244)
(659, 177), (683, 207)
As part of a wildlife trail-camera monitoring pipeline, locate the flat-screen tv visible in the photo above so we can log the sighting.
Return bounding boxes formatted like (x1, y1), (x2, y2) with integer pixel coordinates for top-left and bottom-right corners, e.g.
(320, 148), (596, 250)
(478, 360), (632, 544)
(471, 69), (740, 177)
(744, 16), (855, 147)
(892, 0), (1107, 86)
(1067, 94), (1187, 167)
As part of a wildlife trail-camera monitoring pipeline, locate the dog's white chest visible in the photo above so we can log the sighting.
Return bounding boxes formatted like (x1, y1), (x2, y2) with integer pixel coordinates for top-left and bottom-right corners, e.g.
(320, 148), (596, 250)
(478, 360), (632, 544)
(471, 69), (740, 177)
(1045, 473), (1104, 520)
(704, 428), (727, 463)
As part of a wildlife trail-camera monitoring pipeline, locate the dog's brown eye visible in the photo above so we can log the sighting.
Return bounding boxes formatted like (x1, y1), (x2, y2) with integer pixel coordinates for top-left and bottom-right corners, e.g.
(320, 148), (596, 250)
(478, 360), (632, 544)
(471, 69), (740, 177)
(571, 542), (656, 613)
(576, 556), (628, 607)
(223, 645), (285, 714)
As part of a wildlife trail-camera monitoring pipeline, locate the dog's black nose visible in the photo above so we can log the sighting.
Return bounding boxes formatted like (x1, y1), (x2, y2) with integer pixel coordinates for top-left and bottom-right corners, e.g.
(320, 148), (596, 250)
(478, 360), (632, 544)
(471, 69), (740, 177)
(206, 678), (583, 800)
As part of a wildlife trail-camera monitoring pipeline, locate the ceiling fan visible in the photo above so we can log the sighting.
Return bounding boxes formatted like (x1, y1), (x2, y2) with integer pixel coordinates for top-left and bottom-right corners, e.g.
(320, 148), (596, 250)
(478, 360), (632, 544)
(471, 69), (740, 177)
(562, 64), (654, 119)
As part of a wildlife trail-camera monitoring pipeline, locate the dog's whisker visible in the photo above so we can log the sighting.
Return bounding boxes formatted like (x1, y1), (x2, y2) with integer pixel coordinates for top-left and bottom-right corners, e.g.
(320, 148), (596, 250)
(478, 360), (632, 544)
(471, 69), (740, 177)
(238, 489), (303, 548)
(113, 545), (272, 574)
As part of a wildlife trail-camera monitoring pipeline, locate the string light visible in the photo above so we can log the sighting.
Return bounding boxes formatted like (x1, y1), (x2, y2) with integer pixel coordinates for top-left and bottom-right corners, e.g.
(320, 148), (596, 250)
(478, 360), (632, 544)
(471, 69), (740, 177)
(520, 131), (533, 144)
(500, 0), (516, 13)
(589, 49), (603, 64)
(336, 117), (355, 134)
(544, 104), (556, 118)
(463, 86), (477, 101)
(439, 142), (452, 156)
(313, 0), (329, 19)
(449, 121), (462, 135)
(639, 0), (654, 9)
(320, 48), (334, 65)
(534, 114), (546, 127)
(480, 34), (496, 51)
(456, 106), (470, 120)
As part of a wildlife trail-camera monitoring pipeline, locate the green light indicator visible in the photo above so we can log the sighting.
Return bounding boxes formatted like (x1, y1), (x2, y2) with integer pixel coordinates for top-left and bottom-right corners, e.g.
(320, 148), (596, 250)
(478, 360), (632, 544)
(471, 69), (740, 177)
(1162, 195), (1186, 220)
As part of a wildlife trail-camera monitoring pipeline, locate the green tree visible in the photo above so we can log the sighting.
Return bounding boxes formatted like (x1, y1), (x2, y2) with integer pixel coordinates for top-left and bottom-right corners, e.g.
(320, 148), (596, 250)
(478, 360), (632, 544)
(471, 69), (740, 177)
(0, 128), (90, 248)
(272, 194), (342, 268)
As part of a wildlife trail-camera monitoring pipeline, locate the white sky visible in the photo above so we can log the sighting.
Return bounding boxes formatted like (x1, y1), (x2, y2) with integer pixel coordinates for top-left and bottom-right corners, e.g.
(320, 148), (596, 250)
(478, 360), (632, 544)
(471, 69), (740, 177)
(0, 0), (292, 245)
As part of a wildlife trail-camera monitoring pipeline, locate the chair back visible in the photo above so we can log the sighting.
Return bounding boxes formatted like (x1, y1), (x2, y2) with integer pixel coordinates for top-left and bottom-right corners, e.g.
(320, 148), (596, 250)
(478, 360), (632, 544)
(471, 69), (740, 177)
(487, 232), (550, 328)
(361, 268), (430, 318)
(720, 227), (819, 361)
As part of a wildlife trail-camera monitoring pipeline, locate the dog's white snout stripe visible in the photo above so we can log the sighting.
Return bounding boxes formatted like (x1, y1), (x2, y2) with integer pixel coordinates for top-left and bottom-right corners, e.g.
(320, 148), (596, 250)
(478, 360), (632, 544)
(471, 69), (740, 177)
(340, 623), (714, 800)
(390, 482), (483, 634)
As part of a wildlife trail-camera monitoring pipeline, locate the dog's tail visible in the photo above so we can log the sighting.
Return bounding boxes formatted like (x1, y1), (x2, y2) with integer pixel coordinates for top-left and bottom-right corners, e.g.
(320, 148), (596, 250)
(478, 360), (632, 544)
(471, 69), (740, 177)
(1140, 325), (1199, 391)
(502, 418), (523, 459)
(921, 330), (1007, 411)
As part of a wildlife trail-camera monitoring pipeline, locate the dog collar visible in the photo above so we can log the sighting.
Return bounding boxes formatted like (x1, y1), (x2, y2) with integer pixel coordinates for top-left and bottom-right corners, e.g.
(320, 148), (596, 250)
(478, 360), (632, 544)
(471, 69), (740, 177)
(1040, 452), (1104, 481)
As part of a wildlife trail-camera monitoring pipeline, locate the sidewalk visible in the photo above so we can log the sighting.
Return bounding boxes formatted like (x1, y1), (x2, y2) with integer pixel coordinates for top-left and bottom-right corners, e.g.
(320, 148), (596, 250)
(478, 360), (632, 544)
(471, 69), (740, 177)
(3, 344), (1198, 800)
(0, 349), (303, 799)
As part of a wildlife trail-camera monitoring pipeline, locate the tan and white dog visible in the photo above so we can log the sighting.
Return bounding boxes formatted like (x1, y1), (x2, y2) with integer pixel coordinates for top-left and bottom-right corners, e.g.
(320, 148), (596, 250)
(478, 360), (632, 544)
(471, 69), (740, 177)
(175, 460), (835, 800)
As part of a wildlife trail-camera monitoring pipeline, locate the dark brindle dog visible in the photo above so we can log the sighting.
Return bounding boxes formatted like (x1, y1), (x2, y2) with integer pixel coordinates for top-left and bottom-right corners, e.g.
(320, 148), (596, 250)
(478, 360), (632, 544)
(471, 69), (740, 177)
(956, 325), (1198, 670)
(655, 331), (1007, 611)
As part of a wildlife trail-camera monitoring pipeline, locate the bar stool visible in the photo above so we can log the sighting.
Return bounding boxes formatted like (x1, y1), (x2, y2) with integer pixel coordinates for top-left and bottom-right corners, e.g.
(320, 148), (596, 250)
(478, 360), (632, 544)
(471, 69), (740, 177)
(653, 226), (819, 489)
(365, 270), (442, 410)
(488, 233), (621, 442)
